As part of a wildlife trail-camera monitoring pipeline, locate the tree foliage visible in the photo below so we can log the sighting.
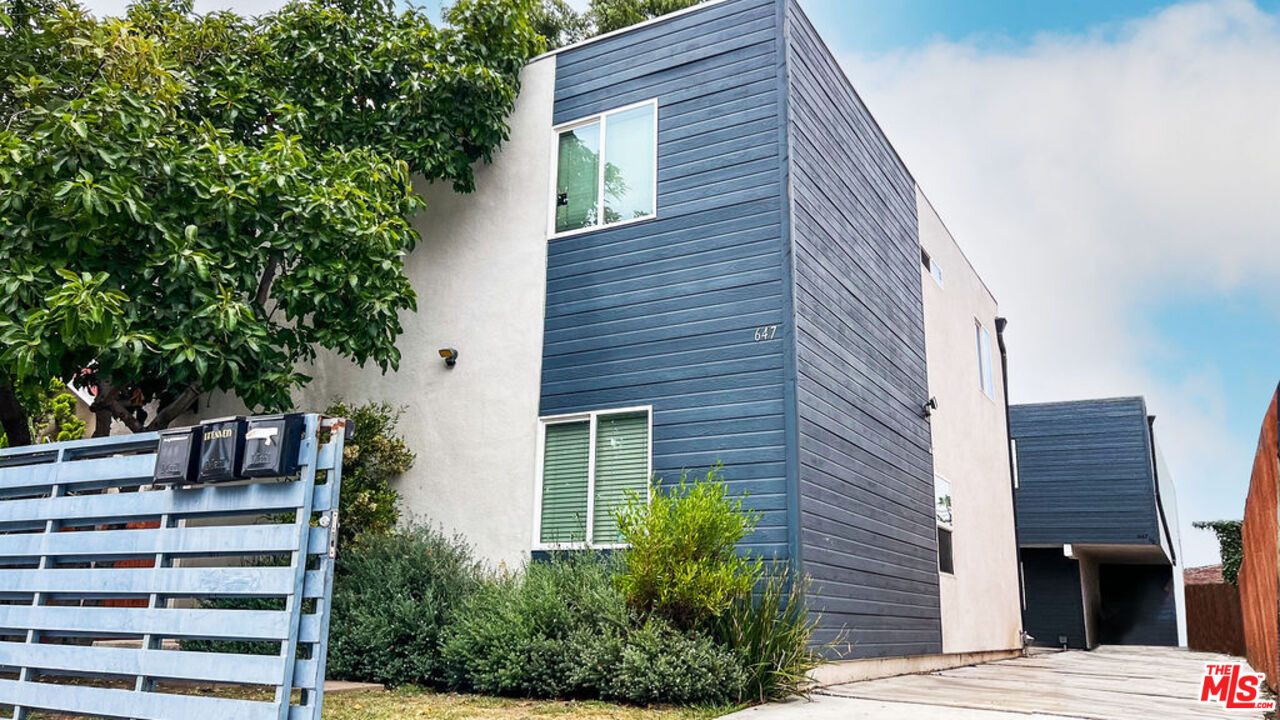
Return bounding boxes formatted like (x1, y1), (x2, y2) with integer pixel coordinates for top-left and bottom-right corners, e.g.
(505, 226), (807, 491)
(1193, 519), (1243, 585)
(0, 0), (542, 442)
(0, 378), (86, 448)
(535, 0), (702, 49)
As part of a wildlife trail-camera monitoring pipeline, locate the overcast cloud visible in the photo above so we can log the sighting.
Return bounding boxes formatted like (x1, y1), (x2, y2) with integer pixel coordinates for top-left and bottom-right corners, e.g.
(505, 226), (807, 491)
(839, 0), (1280, 566)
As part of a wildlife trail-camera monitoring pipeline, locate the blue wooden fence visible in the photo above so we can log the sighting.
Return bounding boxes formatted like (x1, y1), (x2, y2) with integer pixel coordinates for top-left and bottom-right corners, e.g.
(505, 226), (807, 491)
(0, 414), (347, 720)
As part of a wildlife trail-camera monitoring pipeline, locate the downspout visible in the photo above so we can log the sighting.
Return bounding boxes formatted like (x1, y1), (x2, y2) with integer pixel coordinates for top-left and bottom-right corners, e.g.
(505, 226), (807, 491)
(995, 318), (1027, 622)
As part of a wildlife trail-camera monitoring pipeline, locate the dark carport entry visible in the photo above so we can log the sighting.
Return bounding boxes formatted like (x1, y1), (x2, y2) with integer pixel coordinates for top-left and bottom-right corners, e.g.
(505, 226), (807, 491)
(1099, 562), (1178, 646)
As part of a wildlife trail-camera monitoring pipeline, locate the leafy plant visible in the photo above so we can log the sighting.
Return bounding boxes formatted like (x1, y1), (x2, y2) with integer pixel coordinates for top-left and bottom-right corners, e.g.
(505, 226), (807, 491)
(714, 570), (828, 703)
(614, 465), (763, 629)
(534, 0), (703, 49)
(327, 400), (415, 545)
(604, 617), (746, 706)
(442, 553), (628, 698)
(0, 377), (86, 448)
(1193, 520), (1243, 585)
(0, 0), (543, 444)
(327, 527), (480, 688)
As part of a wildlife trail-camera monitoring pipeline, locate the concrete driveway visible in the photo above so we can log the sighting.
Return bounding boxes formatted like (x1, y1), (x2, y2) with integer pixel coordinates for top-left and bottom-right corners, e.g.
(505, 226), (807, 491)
(727, 646), (1268, 719)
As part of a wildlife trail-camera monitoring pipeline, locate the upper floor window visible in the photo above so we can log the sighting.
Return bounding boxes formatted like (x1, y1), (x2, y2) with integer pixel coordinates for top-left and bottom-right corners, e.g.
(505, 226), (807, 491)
(552, 100), (658, 236)
(921, 248), (943, 287)
(535, 407), (652, 549)
(976, 320), (995, 398)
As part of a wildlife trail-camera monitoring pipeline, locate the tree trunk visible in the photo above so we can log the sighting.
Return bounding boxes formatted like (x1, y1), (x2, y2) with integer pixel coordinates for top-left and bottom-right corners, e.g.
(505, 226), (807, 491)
(0, 381), (32, 447)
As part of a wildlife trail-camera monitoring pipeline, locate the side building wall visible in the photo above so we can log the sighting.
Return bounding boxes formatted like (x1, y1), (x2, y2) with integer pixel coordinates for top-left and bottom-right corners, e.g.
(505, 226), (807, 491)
(786, 0), (940, 657)
(917, 190), (1022, 656)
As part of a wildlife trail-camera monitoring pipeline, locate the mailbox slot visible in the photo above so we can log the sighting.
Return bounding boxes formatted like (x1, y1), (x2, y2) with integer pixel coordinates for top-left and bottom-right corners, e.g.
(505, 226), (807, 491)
(198, 417), (247, 483)
(153, 428), (199, 484)
(241, 414), (305, 478)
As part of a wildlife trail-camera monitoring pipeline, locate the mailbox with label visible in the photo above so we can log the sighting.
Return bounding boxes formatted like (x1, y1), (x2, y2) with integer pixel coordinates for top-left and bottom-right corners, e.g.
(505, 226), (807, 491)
(198, 417), (247, 483)
(153, 427), (200, 484)
(241, 414), (306, 478)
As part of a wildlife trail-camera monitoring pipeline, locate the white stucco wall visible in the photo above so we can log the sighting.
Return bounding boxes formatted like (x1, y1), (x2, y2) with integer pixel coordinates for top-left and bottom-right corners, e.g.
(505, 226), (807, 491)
(202, 57), (556, 570)
(918, 187), (1024, 655)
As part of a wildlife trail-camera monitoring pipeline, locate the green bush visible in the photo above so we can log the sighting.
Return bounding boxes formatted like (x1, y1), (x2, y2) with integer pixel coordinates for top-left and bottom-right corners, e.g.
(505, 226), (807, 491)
(715, 570), (827, 703)
(326, 400), (415, 546)
(1194, 520), (1243, 585)
(605, 618), (747, 706)
(327, 527), (479, 688)
(441, 553), (627, 698)
(614, 465), (764, 629)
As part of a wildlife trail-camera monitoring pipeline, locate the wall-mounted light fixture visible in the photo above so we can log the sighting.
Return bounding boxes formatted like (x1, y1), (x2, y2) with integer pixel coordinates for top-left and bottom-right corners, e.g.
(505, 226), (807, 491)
(438, 348), (459, 368)
(921, 396), (939, 418)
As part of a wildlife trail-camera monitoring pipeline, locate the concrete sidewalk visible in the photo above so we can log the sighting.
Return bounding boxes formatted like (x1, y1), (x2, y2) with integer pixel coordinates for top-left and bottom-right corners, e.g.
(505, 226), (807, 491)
(725, 646), (1267, 719)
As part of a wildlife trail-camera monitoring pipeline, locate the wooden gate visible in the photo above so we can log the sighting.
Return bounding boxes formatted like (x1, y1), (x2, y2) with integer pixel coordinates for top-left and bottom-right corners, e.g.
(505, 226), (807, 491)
(0, 414), (347, 720)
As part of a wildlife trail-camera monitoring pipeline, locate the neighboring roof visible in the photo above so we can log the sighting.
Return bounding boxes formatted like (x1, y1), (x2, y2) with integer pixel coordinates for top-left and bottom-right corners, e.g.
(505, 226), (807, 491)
(1184, 565), (1225, 585)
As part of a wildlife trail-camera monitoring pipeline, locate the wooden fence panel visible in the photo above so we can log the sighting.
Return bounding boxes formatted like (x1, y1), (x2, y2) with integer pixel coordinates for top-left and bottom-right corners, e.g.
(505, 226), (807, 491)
(0, 414), (347, 720)
(1238, 386), (1279, 692)
(1186, 582), (1247, 657)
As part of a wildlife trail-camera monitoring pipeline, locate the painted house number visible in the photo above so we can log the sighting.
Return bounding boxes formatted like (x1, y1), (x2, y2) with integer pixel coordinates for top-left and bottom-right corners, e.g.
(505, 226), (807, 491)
(753, 325), (779, 341)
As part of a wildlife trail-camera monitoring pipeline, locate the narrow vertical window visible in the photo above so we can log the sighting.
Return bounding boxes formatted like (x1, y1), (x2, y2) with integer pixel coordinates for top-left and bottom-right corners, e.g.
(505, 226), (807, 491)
(539, 420), (591, 544)
(552, 101), (657, 236)
(935, 475), (954, 575)
(976, 321), (995, 398)
(536, 408), (651, 548)
(555, 123), (601, 233)
(937, 528), (955, 575)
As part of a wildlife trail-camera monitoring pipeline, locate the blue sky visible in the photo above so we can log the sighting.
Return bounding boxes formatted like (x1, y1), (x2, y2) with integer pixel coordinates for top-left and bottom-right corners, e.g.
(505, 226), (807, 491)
(79, 0), (1280, 567)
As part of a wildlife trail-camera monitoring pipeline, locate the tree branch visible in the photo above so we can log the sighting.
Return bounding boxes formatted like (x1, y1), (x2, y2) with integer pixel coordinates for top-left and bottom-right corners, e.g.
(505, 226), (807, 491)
(254, 255), (281, 315)
(0, 380), (33, 447)
(144, 384), (203, 432)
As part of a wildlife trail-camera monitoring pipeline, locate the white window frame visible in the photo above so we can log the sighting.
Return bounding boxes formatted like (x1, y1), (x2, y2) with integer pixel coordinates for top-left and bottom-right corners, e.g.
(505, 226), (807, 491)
(934, 474), (953, 530)
(532, 405), (654, 551)
(548, 99), (659, 240)
(921, 248), (943, 287)
(976, 319), (995, 400)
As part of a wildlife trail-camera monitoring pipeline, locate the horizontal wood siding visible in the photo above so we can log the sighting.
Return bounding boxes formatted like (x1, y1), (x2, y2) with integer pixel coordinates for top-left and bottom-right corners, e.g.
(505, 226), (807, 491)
(1021, 548), (1087, 649)
(1098, 563), (1178, 646)
(545, 0), (791, 558)
(785, 0), (940, 656)
(1010, 398), (1161, 547)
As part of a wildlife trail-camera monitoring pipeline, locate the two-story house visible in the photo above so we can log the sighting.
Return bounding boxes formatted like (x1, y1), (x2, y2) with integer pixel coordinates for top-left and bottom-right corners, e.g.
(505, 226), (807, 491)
(204, 0), (1024, 678)
(1011, 397), (1186, 649)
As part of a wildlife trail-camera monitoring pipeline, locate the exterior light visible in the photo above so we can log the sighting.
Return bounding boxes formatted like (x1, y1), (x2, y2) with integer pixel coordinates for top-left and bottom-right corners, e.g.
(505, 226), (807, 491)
(438, 348), (458, 368)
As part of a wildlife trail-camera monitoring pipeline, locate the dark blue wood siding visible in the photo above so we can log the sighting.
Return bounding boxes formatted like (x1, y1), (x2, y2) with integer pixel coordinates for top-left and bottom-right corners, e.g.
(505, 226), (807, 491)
(544, 0), (792, 558)
(1099, 563), (1178, 646)
(785, 1), (940, 656)
(1011, 398), (1161, 547)
(1021, 548), (1088, 649)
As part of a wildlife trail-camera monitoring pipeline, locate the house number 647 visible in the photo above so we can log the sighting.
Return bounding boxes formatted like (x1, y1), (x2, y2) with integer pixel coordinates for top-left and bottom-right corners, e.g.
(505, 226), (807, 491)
(753, 325), (779, 341)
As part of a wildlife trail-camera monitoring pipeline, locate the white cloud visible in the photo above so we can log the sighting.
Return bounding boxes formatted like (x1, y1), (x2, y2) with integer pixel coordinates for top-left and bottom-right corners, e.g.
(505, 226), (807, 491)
(839, 0), (1280, 567)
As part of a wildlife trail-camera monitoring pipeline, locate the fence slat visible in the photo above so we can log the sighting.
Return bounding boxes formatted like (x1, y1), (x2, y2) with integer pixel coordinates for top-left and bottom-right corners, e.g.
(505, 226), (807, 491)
(0, 454), (156, 495)
(0, 481), (309, 529)
(0, 605), (293, 641)
(0, 678), (278, 720)
(0, 641), (285, 686)
(0, 524), (312, 560)
(0, 566), (297, 597)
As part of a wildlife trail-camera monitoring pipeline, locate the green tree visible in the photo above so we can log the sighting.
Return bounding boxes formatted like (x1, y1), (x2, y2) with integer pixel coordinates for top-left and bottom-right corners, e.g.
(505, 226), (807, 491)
(0, 378), (87, 448)
(1193, 520), (1244, 585)
(0, 0), (542, 444)
(534, 0), (702, 50)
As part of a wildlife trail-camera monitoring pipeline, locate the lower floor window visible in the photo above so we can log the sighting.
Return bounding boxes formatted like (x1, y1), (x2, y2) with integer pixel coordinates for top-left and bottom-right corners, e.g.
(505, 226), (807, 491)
(937, 527), (955, 575)
(537, 407), (651, 548)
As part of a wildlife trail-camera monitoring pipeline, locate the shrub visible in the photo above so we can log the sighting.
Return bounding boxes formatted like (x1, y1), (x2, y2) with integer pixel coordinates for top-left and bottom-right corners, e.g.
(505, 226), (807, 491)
(326, 400), (415, 545)
(614, 465), (764, 630)
(604, 618), (747, 706)
(715, 570), (827, 703)
(327, 527), (479, 688)
(441, 553), (627, 698)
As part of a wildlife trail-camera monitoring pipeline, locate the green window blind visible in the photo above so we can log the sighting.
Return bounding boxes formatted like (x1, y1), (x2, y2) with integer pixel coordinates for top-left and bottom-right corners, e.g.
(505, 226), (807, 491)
(592, 412), (650, 543)
(540, 421), (590, 544)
